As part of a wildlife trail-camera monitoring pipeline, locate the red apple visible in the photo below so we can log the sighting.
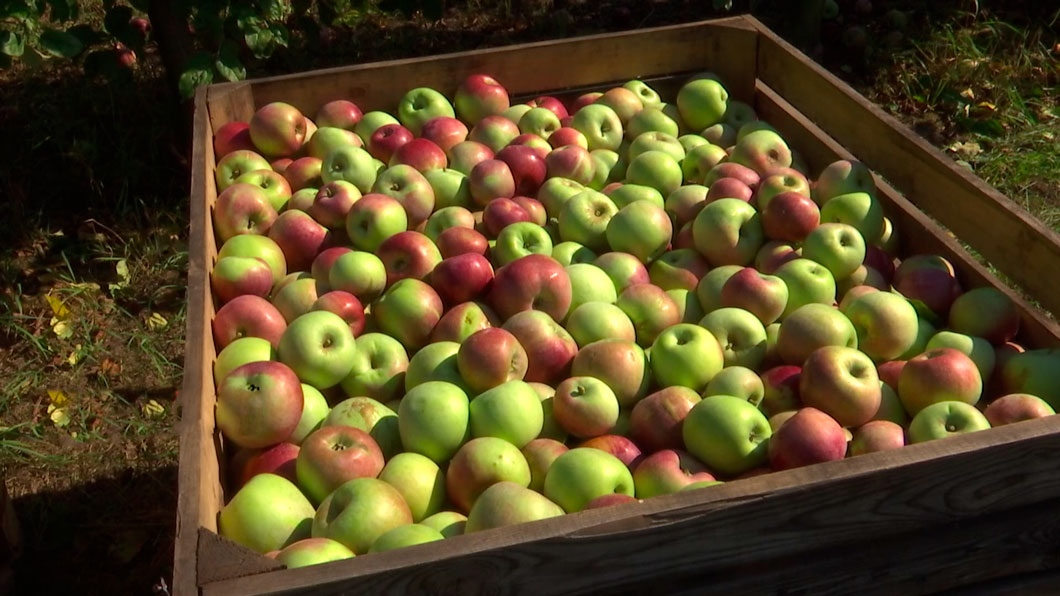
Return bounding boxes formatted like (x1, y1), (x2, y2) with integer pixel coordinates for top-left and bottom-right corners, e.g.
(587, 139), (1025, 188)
(390, 138), (448, 173)
(368, 123), (414, 163)
(483, 198), (532, 237)
(242, 442), (300, 486)
(502, 309), (579, 385)
(377, 230), (442, 285)
(706, 177), (754, 203)
(421, 116), (470, 154)
(761, 191), (821, 243)
(296, 425), (385, 504)
(430, 253), (495, 306)
(215, 121), (255, 158)
(311, 291), (366, 337)
(430, 301), (500, 344)
(437, 226), (489, 259)
(457, 327), (528, 393)
(579, 435), (643, 469)
(497, 144), (547, 197)
(768, 407), (847, 470)
(268, 209), (330, 273)
(489, 254), (572, 323)
(629, 386), (701, 453)
(216, 360), (304, 448)
(213, 295), (287, 349)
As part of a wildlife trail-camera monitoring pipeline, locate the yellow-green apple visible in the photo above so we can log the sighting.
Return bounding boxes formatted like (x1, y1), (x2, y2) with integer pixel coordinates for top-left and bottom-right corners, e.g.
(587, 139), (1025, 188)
(730, 129), (792, 175)
(774, 258), (838, 318)
(768, 411), (797, 432)
(274, 537), (355, 568)
(267, 209), (329, 273)
(705, 162), (760, 189)
(629, 386), (700, 452)
(694, 264), (742, 314)
(570, 338), (650, 408)
(545, 145), (594, 186)
(579, 434), (643, 469)
(683, 394), (772, 477)
(777, 303), (858, 365)
(213, 295), (288, 349)
(692, 198), (763, 267)
(848, 420), (905, 456)
(984, 393), (1055, 427)
(697, 123), (733, 148)
(503, 105), (533, 126)
(324, 396), (400, 459)
(464, 481), (564, 533)
(501, 309), (578, 385)
(550, 127), (588, 150)
(277, 310), (356, 389)
(518, 106), (562, 139)
(311, 477), (412, 554)
(448, 140), (494, 176)
(705, 177), (754, 204)
(271, 274), (319, 323)
(617, 283), (681, 347)
(488, 254), (572, 323)
(661, 185), (707, 229)
(215, 121), (255, 158)
(307, 127), (361, 161)
(799, 346), (881, 427)
(648, 249), (709, 292)
(543, 448), (634, 513)
(214, 336), (275, 388)
(633, 449), (715, 499)
(212, 256), (274, 304)
(312, 291), (366, 338)
(699, 307), (768, 370)
(626, 105), (680, 139)
(405, 340), (464, 391)
(767, 407), (847, 471)
(537, 179), (584, 220)
(216, 149), (272, 192)
(309, 181), (361, 229)
(250, 102), (308, 158)
(593, 251), (651, 295)
(213, 183), (278, 241)
(425, 206), (475, 241)
(376, 230), (441, 285)
(328, 250), (386, 303)
(468, 158), (516, 207)
(526, 382), (566, 442)
(907, 400), (991, 444)
(445, 436), (531, 512)
(373, 278), (444, 352)
(844, 290), (919, 362)
(565, 262), (619, 316)
(623, 79), (661, 106)
(999, 349), (1060, 409)
(482, 197), (531, 237)
(761, 191), (820, 244)
(390, 138), (447, 173)
(522, 438), (568, 492)
(287, 187), (317, 212)
(436, 226), (488, 259)
(704, 366), (765, 406)
(676, 78), (728, 131)
(837, 266), (890, 298)
(457, 328), (528, 393)
(419, 511), (467, 538)
(368, 123), (414, 163)
(681, 143), (729, 185)
(755, 168), (810, 211)
(494, 221), (553, 266)
(898, 347), (983, 415)
(595, 87), (643, 126)
(565, 302), (635, 347)
(429, 253), (495, 308)
(345, 193), (408, 253)
(430, 301), (498, 344)
(372, 164), (436, 227)
(720, 267), (789, 327)
(650, 323), (724, 392)
(367, 524), (444, 552)
(508, 133), (552, 159)
(321, 145), (377, 192)
(552, 376), (620, 439)
(296, 425), (384, 504)
(736, 119), (779, 140)
(237, 169), (293, 211)
(571, 103), (623, 152)
(874, 380), (910, 425)
(802, 223), (866, 281)
(893, 254), (963, 319)
(722, 100), (756, 129)
(588, 148), (622, 189)
(424, 168), (472, 209)
(760, 365), (802, 417)
(377, 452), (446, 522)
(948, 287), (1020, 345)
(820, 192), (884, 242)
(284, 157), (324, 192)
(398, 380), (470, 463)
(668, 288), (705, 324)
(628, 131), (684, 164)
(606, 200), (672, 263)
(469, 380), (544, 448)
(216, 361), (304, 448)
(454, 74), (509, 126)
(814, 160), (875, 205)
(353, 110), (400, 146)
(397, 87), (455, 136)
(316, 100), (362, 131)
(219, 473), (314, 553)
(468, 115), (520, 154)
(558, 190), (619, 252)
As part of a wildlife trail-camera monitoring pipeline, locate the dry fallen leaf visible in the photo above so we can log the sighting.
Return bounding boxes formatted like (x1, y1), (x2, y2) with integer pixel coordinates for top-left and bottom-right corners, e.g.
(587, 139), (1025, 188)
(146, 312), (168, 330)
(142, 399), (165, 419)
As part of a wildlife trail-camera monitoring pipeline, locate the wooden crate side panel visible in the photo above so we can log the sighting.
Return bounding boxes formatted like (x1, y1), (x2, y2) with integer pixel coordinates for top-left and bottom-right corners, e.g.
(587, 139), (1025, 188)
(751, 18), (1060, 319)
(208, 18), (758, 123)
(753, 82), (1060, 348)
(200, 416), (1060, 595)
(206, 84), (256, 135)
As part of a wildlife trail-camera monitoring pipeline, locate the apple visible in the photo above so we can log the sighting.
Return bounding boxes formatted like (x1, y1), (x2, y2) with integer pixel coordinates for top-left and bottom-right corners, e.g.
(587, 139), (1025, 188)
(760, 364), (802, 417)
(494, 221), (554, 266)
(682, 394), (772, 477)
(468, 158), (516, 207)
(668, 288), (705, 324)
(271, 274), (319, 324)
(417, 116), (468, 154)
(377, 230), (442, 285)
(704, 366), (765, 406)
(389, 138), (448, 175)
(892, 254), (963, 319)
(774, 258), (838, 318)
(237, 169), (293, 212)
(948, 287), (1021, 345)
(722, 100), (757, 129)
(424, 205), (474, 242)
(337, 332), (407, 402)
(543, 448), (634, 513)
(628, 386), (700, 452)
(306, 127), (361, 162)
(456, 328), (528, 393)
(328, 250), (387, 303)
(296, 425), (384, 505)
(448, 140), (495, 176)
(617, 283), (681, 347)
(699, 307), (769, 370)
(345, 193), (408, 253)
(502, 309), (579, 385)
(518, 106), (562, 139)
(469, 115), (521, 153)
(283, 157), (324, 192)
(537, 177), (586, 219)
(550, 126), (589, 149)
(430, 301), (498, 344)
(372, 164), (436, 227)
(650, 323), (724, 392)
(571, 103), (623, 152)
(311, 477), (413, 554)
(464, 481), (564, 533)
(489, 254), (572, 323)
(213, 294), (288, 349)
(999, 349), (1060, 409)
(353, 111), (400, 145)
(552, 376), (620, 439)
(219, 474), (314, 553)
(216, 361), (304, 448)
(323, 396), (401, 459)
(373, 278), (444, 352)
(545, 145), (595, 186)
(594, 251), (651, 294)
(211, 256), (274, 304)
(704, 162), (760, 189)
(676, 78), (728, 131)
(844, 290), (919, 362)
(321, 145), (378, 193)
(267, 209), (329, 273)
(216, 150), (272, 192)
(820, 192), (884, 243)
(557, 190), (618, 252)
(437, 226), (489, 259)
(277, 310), (357, 389)
(404, 341), (464, 393)
(692, 198), (763, 267)
(694, 264), (743, 314)
(720, 267), (789, 326)
(455, 74), (510, 125)
(424, 168), (473, 209)
(428, 253), (494, 309)
(315, 99), (362, 131)
(605, 200), (673, 264)
(898, 347), (983, 415)
(397, 87), (455, 136)
(729, 129), (792, 175)
(274, 537), (355, 568)
(215, 121), (255, 158)
(802, 223), (866, 281)
(768, 407), (847, 470)
(626, 105), (680, 139)
(568, 338), (649, 407)
(755, 169), (810, 211)
(648, 249), (709, 293)
(482, 198), (531, 237)
(984, 393), (1055, 427)
(469, 380), (544, 449)
(377, 452), (446, 522)
(681, 143), (729, 185)
(799, 346), (881, 427)
(250, 102), (308, 158)
(848, 420), (906, 456)
(565, 302), (635, 347)
(814, 159), (875, 203)
(213, 183), (278, 241)
(513, 196), (547, 226)
(368, 123), (414, 163)
(633, 449), (716, 499)
(579, 434), (643, 469)
(398, 380), (471, 463)
(761, 191), (820, 244)
(706, 177), (754, 205)
(368, 524), (444, 553)
(287, 188), (317, 212)
(622, 79), (661, 106)
(628, 131), (685, 164)
(446, 436), (531, 512)
(420, 511), (467, 538)
(214, 336), (274, 389)
(907, 401), (991, 444)
(522, 438), (569, 492)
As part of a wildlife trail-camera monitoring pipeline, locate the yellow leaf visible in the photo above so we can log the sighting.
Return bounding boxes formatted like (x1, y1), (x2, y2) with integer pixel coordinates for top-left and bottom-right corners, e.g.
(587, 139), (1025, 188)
(48, 405), (70, 427)
(146, 312), (168, 330)
(45, 293), (70, 318)
(52, 319), (73, 339)
(142, 399), (165, 419)
(66, 345), (83, 366)
(976, 101), (996, 111)
(48, 390), (68, 406)
(960, 88), (975, 100)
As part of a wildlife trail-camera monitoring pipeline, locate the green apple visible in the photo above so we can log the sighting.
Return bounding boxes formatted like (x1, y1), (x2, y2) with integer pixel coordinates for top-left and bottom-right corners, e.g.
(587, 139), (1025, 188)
(628, 131), (685, 163)
(683, 394), (772, 477)
(1000, 349), (1060, 409)
(424, 168), (472, 209)
(704, 366), (765, 406)
(616, 282), (681, 347)
(329, 250), (387, 304)
(605, 200), (673, 263)
(692, 198), (764, 267)
(321, 145), (377, 193)
(668, 288), (706, 324)
(528, 382), (568, 443)
(774, 258), (838, 318)
(650, 323), (724, 392)
(820, 192), (884, 243)
(311, 477), (413, 554)
(730, 129), (792, 175)
(217, 233), (287, 283)
(273, 537), (354, 568)
(405, 340), (464, 390)
(519, 106), (562, 138)
(398, 380), (471, 463)
(677, 78), (729, 131)
(948, 287), (1021, 345)
(494, 221), (554, 266)
(219, 473), (314, 553)
(802, 223), (866, 280)
(700, 307), (769, 370)
(214, 336), (275, 388)
(558, 190), (619, 252)
(566, 302), (636, 347)
(354, 111), (400, 143)
(445, 436), (531, 512)
(623, 80), (662, 106)
(377, 452), (445, 522)
(607, 184), (665, 210)
(543, 448), (635, 513)
(776, 303), (858, 366)
(845, 291), (920, 362)
(695, 264), (743, 314)
(552, 241), (597, 267)
(278, 311), (357, 389)
(814, 159), (876, 204)
(289, 384), (329, 445)
(799, 345), (882, 427)
(470, 380), (544, 448)
(678, 133), (712, 154)
(571, 103), (624, 151)
(340, 332), (408, 402)
(324, 396), (401, 459)
(465, 481), (565, 533)
(907, 400), (991, 443)
(420, 511), (467, 538)
(565, 262), (618, 316)
(397, 87), (456, 136)
(368, 524), (443, 553)
(346, 194), (409, 253)
(626, 105), (680, 139)
(537, 177), (585, 218)
(625, 150), (683, 197)
(681, 143), (728, 185)
(588, 148), (621, 189)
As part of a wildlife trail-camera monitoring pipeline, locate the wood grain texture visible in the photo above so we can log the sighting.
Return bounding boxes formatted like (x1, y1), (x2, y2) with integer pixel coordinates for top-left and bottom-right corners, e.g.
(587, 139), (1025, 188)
(200, 416), (1060, 595)
(750, 16), (1060, 320)
(753, 81), (1060, 348)
(204, 17), (758, 127)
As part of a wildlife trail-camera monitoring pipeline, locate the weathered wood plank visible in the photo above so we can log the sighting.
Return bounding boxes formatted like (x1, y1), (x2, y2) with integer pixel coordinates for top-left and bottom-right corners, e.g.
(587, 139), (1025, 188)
(750, 16), (1060, 320)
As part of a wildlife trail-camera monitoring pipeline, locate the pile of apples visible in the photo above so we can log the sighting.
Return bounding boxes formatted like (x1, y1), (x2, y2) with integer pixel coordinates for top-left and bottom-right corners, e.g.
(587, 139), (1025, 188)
(208, 72), (1060, 568)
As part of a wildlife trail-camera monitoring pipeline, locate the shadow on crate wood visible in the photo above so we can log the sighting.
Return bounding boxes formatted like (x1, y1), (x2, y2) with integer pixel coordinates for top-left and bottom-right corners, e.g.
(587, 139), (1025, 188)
(10, 465), (176, 594)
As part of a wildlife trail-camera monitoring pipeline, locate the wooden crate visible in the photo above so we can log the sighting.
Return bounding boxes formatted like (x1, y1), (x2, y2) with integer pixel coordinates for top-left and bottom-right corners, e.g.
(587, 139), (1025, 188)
(176, 15), (1060, 595)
